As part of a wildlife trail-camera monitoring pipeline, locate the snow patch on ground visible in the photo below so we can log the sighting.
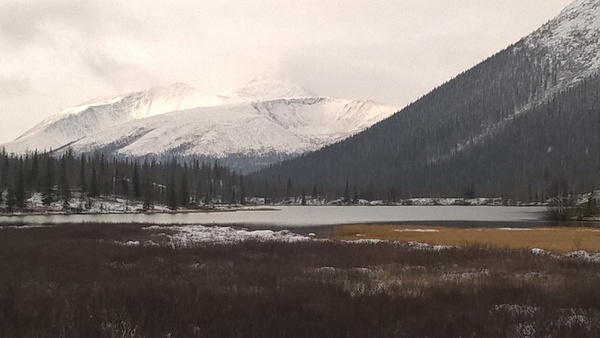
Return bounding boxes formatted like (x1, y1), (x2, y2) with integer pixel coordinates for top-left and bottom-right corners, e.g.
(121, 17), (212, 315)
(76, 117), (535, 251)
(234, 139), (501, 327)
(142, 225), (311, 247)
(407, 241), (454, 251)
(494, 304), (540, 317)
(441, 269), (490, 283)
(0, 224), (49, 229)
(497, 228), (536, 231)
(393, 228), (439, 233)
(531, 247), (600, 263)
(18, 192), (172, 214)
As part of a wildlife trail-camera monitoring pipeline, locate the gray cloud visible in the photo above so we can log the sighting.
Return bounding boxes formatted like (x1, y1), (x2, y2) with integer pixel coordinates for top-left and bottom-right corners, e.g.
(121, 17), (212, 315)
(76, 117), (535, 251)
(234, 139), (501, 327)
(78, 46), (156, 92)
(0, 75), (31, 98)
(0, 0), (144, 52)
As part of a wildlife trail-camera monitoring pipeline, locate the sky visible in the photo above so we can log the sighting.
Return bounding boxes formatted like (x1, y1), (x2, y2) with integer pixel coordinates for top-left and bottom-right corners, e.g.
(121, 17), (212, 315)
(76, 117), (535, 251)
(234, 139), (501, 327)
(0, 0), (573, 144)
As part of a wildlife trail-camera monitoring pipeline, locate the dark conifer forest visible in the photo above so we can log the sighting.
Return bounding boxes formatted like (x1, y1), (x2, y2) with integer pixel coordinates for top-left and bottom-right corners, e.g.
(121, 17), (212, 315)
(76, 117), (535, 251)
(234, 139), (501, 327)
(0, 149), (246, 212)
(249, 42), (600, 201)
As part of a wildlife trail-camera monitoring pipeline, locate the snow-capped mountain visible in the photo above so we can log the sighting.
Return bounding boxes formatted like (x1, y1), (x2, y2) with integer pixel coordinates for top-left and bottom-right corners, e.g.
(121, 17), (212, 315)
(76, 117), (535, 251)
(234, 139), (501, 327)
(65, 97), (395, 158)
(7, 83), (241, 153)
(2, 78), (397, 171)
(233, 75), (314, 100)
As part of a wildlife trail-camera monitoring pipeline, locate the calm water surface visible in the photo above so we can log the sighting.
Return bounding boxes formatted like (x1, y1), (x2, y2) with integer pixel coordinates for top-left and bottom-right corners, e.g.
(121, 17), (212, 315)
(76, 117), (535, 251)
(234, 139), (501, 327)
(0, 206), (548, 228)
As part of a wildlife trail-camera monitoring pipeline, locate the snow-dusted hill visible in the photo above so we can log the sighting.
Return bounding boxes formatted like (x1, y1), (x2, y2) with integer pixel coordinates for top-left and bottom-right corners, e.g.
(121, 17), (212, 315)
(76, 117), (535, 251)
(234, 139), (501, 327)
(6, 83), (241, 153)
(2, 78), (397, 170)
(525, 0), (600, 82)
(525, 0), (600, 85)
(65, 97), (396, 159)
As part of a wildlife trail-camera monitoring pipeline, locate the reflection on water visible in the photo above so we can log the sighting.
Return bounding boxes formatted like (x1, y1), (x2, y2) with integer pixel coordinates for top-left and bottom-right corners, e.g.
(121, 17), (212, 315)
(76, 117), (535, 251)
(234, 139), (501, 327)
(0, 206), (548, 228)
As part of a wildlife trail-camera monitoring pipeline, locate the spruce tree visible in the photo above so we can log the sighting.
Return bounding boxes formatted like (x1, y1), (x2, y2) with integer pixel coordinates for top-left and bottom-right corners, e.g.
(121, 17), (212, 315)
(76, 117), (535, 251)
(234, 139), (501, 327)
(89, 165), (99, 197)
(168, 173), (177, 211)
(286, 178), (293, 201)
(133, 162), (141, 198)
(301, 188), (307, 205)
(343, 180), (350, 204)
(42, 155), (54, 206)
(180, 171), (189, 208)
(15, 158), (26, 209)
(59, 155), (71, 208)
(239, 175), (246, 205)
(6, 184), (16, 213)
(143, 177), (155, 211)
(29, 151), (40, 192)
(80, 154), (87, 195)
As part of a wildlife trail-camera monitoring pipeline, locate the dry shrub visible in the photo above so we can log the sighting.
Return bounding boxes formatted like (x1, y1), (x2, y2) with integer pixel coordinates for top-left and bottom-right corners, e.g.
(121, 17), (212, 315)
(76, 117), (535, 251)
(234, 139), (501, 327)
(1, 223), (600, 337)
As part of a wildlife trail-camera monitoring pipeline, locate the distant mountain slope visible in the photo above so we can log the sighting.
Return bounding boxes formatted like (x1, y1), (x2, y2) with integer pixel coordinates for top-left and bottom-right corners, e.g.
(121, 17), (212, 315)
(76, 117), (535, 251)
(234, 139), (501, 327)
(6, 83), (239, 153)
(2, 78), (397, 171)
(251, 0), (600, 199)
(65, 97), (395, 160)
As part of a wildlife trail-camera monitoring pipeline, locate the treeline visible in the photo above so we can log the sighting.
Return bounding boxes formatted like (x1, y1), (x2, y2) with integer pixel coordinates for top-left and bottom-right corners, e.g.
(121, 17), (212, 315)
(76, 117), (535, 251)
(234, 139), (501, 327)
(0, 149), (246, 212)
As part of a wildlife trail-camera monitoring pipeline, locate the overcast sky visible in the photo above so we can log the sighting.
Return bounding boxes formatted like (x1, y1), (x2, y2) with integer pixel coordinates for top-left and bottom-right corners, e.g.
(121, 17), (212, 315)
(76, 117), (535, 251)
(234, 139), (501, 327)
(0, 0), (572, 143)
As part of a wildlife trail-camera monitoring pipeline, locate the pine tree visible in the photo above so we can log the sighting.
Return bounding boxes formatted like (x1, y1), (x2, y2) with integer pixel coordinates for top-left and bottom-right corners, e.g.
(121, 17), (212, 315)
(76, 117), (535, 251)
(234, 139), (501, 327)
(0, 150), (7, 192)
(15, 158), (26, 209)
(6, 184), (16, 213)
(239, 175), (246, 205)
(59, 155), (71, 208)
(42, 155), (55, 206)
(29, 151), (40, 192)
(89, 165), (99, 197)
(286, 178), (293, 201)
(143, 177), (155, 211)
(168, 173), (178, 211)
(343, 180), (350, 204)
(301, 188), (307, 205)
(80, 154), (87, 195)
(133, 162), (141, 198)
(180, 171), (189, 208)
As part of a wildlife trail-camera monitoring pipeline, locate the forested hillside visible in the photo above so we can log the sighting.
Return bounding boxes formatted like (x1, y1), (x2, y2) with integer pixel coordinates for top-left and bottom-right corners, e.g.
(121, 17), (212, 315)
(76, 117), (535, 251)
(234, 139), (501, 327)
(249, 5), (600, 201)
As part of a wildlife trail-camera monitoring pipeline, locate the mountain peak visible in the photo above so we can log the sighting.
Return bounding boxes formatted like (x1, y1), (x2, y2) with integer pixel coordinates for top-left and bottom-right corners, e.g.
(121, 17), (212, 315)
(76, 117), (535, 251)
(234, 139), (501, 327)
(234, 76), (314, 100)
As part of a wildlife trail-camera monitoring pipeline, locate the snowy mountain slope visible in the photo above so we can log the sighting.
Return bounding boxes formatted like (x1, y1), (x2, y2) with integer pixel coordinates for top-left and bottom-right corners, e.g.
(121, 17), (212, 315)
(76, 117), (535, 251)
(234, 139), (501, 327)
(428, 0), (600, 162)
(65, 97), (397, 158)
(5, 83), (242, 153)
(2, 78), (398, 171)
(233, 75), (314, 100)
(525, 0), (600, 84)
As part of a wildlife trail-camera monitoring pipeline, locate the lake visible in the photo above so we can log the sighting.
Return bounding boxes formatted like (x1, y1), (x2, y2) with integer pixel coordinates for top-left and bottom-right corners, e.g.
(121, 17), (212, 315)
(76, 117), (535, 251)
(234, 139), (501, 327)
(0, 206), (550, 229)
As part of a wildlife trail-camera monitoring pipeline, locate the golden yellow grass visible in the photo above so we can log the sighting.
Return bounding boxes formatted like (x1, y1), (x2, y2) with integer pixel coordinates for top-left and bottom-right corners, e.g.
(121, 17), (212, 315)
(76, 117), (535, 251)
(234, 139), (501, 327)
(330, 224), (600, 253)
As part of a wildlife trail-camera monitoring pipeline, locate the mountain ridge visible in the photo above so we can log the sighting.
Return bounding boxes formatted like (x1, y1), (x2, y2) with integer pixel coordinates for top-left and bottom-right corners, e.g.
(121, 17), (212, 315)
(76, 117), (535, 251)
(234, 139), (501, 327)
(250, 0), (600, 199)
(2, 78), (398, 172)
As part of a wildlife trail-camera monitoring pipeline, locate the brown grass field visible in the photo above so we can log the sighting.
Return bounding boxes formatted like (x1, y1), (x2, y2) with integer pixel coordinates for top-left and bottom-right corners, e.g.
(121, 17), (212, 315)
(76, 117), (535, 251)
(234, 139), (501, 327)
(3, 223), (600, 336)
(330, 224), (600, 253)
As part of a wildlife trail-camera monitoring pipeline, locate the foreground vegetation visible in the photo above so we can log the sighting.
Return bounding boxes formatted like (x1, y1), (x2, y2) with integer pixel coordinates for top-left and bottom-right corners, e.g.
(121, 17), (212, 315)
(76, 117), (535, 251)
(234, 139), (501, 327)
(2, 223), (600, 337)
(332, 224), (600, 253)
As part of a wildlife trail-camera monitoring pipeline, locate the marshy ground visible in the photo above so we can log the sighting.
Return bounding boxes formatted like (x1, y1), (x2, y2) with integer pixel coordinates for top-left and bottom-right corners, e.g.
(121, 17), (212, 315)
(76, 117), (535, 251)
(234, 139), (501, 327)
(331, 224), (600, 253)
(2, 223), (600, 337)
